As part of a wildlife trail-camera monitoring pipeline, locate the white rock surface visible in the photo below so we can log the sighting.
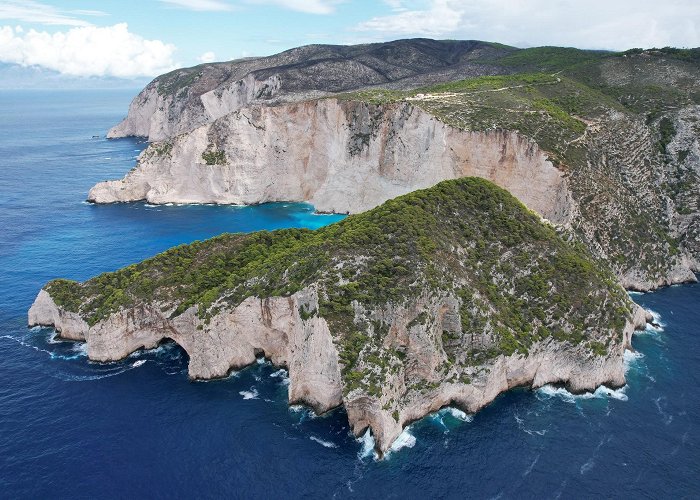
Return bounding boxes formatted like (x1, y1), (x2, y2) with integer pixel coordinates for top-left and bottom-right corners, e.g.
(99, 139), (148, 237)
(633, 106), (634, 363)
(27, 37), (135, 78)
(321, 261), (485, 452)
(93, 99), (573, 224)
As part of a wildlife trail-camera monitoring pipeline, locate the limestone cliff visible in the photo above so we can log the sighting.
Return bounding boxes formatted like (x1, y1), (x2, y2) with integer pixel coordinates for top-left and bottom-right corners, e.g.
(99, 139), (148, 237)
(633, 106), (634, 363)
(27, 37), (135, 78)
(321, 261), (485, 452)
(92, 99), (572, 223)
(32, 178), (651, 455)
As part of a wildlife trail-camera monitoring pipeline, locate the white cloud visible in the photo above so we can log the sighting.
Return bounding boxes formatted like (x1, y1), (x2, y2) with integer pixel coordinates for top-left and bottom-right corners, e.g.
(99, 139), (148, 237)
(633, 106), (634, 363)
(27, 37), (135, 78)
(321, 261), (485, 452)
(356, 0), (700, 50)
(71, 10), (109, 17)
(159, 0), (234, 11)
(198, 51), (217, 63)
(246, 0), (342, 15)
(357, 0), (462, 37)
(0, 0), (91, 27)
(0, 24), (178, 78)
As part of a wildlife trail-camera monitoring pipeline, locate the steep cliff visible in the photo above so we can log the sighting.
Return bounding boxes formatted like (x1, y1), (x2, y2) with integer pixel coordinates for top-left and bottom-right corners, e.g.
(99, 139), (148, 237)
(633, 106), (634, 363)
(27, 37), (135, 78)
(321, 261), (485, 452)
(92, 99), (572, 222)
(32, 178), (649, 455)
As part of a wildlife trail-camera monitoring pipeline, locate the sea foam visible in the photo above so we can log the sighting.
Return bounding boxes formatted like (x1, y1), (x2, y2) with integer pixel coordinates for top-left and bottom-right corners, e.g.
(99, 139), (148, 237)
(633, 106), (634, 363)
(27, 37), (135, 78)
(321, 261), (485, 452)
(357, 429), (378, 460)
(388, 428), (416, 453)
(536, 384), (628, 403)
(310, 436), (338, 448)
(239, 388), (259, 400)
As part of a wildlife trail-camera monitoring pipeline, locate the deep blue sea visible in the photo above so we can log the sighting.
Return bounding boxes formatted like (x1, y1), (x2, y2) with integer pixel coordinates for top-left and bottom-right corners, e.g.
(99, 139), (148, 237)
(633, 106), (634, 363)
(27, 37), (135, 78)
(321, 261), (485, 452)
(0, 90), (698, 499)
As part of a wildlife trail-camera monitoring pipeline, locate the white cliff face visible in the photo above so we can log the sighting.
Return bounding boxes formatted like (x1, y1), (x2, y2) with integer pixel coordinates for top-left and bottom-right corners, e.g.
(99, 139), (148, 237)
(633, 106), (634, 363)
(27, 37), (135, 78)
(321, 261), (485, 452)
(28, 290), (88, 341)
(28, 286), (649, 455)
(93, 99), (573, 224)
(107, 84), (161, 140)
(107, 73), (288, 142)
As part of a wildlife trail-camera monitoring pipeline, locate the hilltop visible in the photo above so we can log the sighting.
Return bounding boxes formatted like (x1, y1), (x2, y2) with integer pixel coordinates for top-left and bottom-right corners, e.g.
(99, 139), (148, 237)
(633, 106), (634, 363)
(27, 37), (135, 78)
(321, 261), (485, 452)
(30, 178), (648, 455)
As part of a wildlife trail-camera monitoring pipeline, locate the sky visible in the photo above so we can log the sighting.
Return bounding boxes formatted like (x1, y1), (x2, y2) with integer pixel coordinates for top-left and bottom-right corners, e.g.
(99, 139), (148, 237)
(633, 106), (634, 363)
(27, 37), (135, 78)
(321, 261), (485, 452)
(0, 0), (698, 85)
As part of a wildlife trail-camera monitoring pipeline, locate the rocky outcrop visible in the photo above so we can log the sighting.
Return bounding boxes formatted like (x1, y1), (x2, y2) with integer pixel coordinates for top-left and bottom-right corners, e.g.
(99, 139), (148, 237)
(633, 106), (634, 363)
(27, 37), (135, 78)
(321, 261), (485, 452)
(28, 290), (88, 341)
(106, 39), (515, 141)
(107, 73), (287, 142)
(93, 99), (573, 224)
(28, 286), (650, 455)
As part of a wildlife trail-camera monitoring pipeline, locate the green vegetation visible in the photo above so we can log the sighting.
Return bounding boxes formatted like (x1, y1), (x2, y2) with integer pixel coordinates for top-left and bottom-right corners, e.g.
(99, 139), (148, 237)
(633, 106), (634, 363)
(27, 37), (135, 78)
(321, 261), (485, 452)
(202, 149), (226, 165)
(144, 141), (173, 160)
(338, 46), (700, 287)
(156, 68), (203, 97)
(658, 117), (676, 154)
(489, 46), (610, 72)
(46, 178), (632, 396)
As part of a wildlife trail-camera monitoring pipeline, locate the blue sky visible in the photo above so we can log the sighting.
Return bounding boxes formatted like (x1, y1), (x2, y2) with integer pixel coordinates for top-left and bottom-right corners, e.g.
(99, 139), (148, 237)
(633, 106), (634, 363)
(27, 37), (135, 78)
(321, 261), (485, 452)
(0, 0), (698, 82)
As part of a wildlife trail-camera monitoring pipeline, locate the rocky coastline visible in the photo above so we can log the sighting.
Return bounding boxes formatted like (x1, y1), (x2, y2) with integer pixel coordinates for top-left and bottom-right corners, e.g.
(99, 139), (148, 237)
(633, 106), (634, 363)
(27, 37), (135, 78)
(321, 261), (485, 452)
(28, 286), (652, 456)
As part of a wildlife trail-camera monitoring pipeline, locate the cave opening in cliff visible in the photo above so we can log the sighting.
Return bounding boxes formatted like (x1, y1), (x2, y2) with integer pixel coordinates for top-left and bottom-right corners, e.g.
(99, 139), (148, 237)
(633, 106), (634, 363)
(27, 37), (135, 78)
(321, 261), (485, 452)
(153, 337), (190, 369)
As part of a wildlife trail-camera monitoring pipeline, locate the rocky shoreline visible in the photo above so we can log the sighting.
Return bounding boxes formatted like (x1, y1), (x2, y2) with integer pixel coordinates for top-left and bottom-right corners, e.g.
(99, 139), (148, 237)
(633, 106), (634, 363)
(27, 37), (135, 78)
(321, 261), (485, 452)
(28, 285), (652, 456)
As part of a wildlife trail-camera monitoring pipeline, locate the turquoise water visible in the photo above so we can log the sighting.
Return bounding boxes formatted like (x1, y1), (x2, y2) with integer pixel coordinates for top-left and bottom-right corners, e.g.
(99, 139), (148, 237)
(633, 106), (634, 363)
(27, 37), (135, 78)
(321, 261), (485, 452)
(0, 90), (697, 498)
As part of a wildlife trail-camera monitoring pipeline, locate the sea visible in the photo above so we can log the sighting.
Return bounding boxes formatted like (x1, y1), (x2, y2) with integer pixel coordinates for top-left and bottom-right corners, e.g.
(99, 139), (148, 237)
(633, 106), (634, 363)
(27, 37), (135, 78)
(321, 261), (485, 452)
(0, 90), (697, 499)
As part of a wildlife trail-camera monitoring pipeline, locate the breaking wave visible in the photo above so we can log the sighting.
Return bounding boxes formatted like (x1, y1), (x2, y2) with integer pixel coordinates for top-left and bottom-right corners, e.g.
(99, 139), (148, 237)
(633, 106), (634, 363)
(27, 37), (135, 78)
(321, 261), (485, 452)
(388, 428), (416, 453)
(239, 388), (259, 400)
(442, 407), (473, 422)
(357, 429), (377, 460)
(536, 384), (628, 403)
(310, 436), (338, 448)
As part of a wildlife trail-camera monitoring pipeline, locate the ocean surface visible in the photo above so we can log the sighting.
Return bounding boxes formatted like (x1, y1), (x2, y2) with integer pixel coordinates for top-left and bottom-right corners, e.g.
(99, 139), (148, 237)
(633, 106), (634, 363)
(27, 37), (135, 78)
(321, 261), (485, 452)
(0, 90), (698, 499)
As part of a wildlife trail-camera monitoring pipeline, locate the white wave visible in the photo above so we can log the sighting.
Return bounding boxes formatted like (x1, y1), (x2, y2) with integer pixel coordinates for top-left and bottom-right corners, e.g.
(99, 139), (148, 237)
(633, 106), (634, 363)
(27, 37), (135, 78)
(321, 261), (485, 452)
(164, 203), (173, 206)
(646, 309), (665, 331)
(593, 385), (628, 401)
(310, 436), (338, 448)
(132, 360), (146, 368)
(623, 349), (644, 372)
(46, 331), (62, 343)
(537, 384), (628, 403)
(357, 429), (378, 460)
(514, 414), (548, 436)
(654, 397), (673, 425)
(627, 291), (645, 296)
(71, 343), (88, 356)
(53, 369), (129, 382)
(523, 454), (540, 477)
(144, 203), (157, 208)
(580, 458), (595, 475)
(389, 428), (416, 453)
(288, 405), (317, 421)
(256, 357), (265, 365)
(270, 369), (290, 385)
(1, 334), (86, 360)
(239, 388), (259, 400)
(443, 407), (473, 422)
(536, 385), (590, 403)
(103, 157), (111, 160)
